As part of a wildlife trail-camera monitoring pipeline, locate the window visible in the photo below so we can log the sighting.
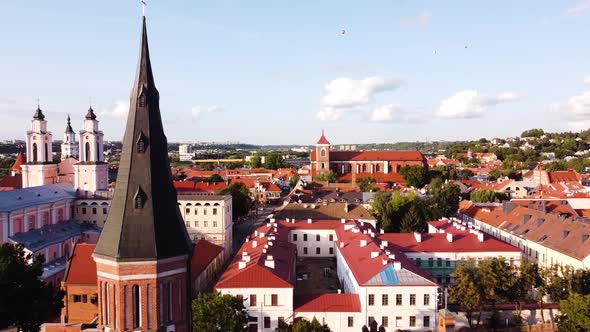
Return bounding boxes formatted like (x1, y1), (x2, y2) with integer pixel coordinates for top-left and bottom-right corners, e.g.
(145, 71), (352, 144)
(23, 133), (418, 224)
(445, 276), (451, 284)
(92, 208), (97, 215)
(396, 294), (402, 305)
(278, 317), (285, 324)
(236, 295), (243, 301)
(303, 234), (308, 241)
(395, 316), (402, 327)
(368, 317), (375, 325)
(445, 258), (451, 267)
(82, 295), (88, 303)
(213, 208), (217, 215)
(213, 221), (217, 228)
(203, 209), (207, 215)
(82, 208), (87, 214)
(71, 295), (81, 302)
(410, 294), (416, 305)
(423, 316), (430, 327)
(428, 258), (433, 267)
(437, 258), (442, 266)
(410, 316), (416, 327)
(103, 208), (108, 214)
(329, 247), (334, 255)
(194, 208), (198, 215)
(415, 258), (421, 266)
(204, 221), (208, 227)
(271, 294), (278, 306)
(264, 317), (270, 329)
(329, 234), (334, 241)
(368, 294), (375, 306)
(133, 285), (140, 328)
(303, 247), (308, 255)
(316, 247), (321, 255)
(194, 221), (198, 227)
(347, 317), (354, 327)
(382, 316), (388, 327)
(316, 234), (320, 241)
(293, 234), (297, 241)
(186, 208), (190, 214)
(424, 294), (430, 306)
(382, 294), (388, 306)
(249, 294), (256, 306)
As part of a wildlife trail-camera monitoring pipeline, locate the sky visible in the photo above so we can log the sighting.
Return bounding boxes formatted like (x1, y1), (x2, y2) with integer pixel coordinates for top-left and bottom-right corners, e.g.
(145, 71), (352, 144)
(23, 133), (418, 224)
(0, 1), (589, 145)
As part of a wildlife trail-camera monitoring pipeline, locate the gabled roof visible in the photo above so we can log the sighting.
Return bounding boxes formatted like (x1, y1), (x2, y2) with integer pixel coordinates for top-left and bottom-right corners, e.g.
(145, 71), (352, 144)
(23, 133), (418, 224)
(93, 17), (191, 262)
(310, 150), (426, 162)
(0, 174), (22, 191)
(294, 294), (361, 313)
(548, 170), (579, 183)
(191, 240), (223, 279)
(12, 153), (24, 172)
(0, 183), (74, 211)
(64, 243), (97, 285)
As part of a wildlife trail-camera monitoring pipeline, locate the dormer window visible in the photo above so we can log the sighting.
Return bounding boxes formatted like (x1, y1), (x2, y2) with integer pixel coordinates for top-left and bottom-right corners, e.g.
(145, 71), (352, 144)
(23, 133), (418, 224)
(134, 186), (147, 209)
(136, 131), (148, 154)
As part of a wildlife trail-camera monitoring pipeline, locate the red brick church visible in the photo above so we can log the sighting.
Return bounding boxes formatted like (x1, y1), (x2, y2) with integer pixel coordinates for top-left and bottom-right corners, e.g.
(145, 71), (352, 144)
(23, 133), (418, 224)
(310, 131), (427, 183)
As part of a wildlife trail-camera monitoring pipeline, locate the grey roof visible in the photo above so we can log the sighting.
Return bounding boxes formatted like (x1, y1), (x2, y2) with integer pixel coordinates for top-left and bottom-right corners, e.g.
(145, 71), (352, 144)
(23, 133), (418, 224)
(9, 220), (82, 252)
(33, 106), (45, 120)
(65, 115), (74, 134)
(0, 183), (76, 212)
(94, 17), (192, 262)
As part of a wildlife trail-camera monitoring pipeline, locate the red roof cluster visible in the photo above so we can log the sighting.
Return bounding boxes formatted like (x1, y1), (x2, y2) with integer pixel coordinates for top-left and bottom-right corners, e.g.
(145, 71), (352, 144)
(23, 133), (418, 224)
(311, 150), (426, 163)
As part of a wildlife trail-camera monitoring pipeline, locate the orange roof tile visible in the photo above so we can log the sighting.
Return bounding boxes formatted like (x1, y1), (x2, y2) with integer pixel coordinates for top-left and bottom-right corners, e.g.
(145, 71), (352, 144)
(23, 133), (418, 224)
(294, 293), (361, 313)
(191, 240), (224, 279)
(64, 244), (97, 285)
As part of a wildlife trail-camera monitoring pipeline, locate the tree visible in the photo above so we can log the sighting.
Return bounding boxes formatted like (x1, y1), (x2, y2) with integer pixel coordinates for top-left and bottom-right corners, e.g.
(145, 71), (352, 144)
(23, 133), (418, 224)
(205, 173), (224, 182)
(275, 317), (331, 332)
(192, 291), (249, 332)
(315, 170), (337, 183)
(0, 243), (64, 332)
(358, 176), (376, 192)
(289, 175), (301, 189)
(399, 204), (426, 233)
(216, 182), (254, 219)
(264, 152), (288, 170)
(460, 169), (475, 179)
(557, 293), (590, 332)
(249, 153), (262, 168)
(450, 258), (483, 328)
(521, 128), (545, 138)
(428, 180), (461, 218)
(399, 165), (429, 188)
(510, 261), (543, 319)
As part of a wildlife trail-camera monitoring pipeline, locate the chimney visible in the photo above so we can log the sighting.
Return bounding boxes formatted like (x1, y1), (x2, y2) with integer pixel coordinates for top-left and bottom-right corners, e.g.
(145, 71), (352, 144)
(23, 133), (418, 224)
(393, 261), (402, 271)
(242, 251), (248, 258)
(447, 233), (454, 242)
(341, 218), (346, 224)
(340, 242), (345, 248)
(259, 232), (265, 238)
(337, 289), (341, 294)
(539, 200), (547, 214)
(414, 232), (422, 243)
(252, 240), (258, 248)
(381, 240), (388, 247)
(286, 218), (290, 222)
(360, 240), (367, 247)
(308, 218), (312, 224)
(254, 230), (258, 237)
(268, 241), (273, 247)
(388, 254), (396, 260)
(238, 261), (247, 269)
(264, 256), (275, 269)
(380, 229), (384, 234)
(262, 248), (267, 254)
(344, 202), (349, 213)
(371, 251), (379, 258)
(382, 259), (388, 265)
(477, 232), (485, 242)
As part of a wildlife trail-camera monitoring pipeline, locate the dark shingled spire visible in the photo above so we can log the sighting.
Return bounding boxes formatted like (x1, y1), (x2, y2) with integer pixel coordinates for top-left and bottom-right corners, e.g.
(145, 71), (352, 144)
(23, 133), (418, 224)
(65, 115), (74, 134)
(94, 17), (191, 261)
(33, 105), (45, 120)
(85, 107), (97, 120)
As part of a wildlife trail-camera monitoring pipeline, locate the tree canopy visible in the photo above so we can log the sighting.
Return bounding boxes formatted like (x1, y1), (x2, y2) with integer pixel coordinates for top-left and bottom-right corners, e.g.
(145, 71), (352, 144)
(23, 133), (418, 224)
(314, 170), (337, 183)
(216, 182), (254, 219)
(357, 176), (377, 192)
(191, 291), (249, 332)
(0, 243), (64, 332)
(249, 153), (262, 168)
(557, 293), (590, 332)
(470, 189), (508, 203)
(399, 165), (429, 188)
(264, 152), (288, 170)
(275, 317), (331, 332)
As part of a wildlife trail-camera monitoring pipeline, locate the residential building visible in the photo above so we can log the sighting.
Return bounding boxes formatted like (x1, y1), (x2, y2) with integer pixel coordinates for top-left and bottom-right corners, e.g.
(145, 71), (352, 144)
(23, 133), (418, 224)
(61, 243), (99, 324)
(191, 240), (225, 294)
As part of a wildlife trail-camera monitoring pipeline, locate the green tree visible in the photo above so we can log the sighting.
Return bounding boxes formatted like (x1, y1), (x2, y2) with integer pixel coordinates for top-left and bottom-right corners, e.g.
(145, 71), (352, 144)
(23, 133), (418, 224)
(556, 293), (590, 332)
(358, 176), (376, 192)
(450, 258), (483, 328)
(289, 175), (301, 189)
(428, 180), (461, 218)
(0, 243), (64, 332)
(249, 153), (262, 168)
(205, 173), (224, 182)
(264, 152), (288, 170)
(216, 182), (254, 219)
(275, 317), (330, 332)
(510, 261), (543, 318)
(192, 291), (249, 332)
(399, 204), (426, 233)
(315, 170), (337, 183)
(399, 165), (429, 188)
(460, 169), (475, 179)
(521, 128), (545, 138)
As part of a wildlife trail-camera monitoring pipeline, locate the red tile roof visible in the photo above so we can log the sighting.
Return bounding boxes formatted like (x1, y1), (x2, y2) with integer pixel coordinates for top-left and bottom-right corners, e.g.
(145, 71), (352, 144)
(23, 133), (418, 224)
(316, 130), (330, 145)
(0, 174), (22, 191)
(294, 293), (361, 313)
(338, 172), (405, 183)
(311, 150), (425, 162)
(191, 240), (223, 279)
(548, 171), (579, 183)
(380, 231), (521, 253)
(11, 153), (23, 173)
(173, 181), (228, 193)
(64, 244), (97, 285)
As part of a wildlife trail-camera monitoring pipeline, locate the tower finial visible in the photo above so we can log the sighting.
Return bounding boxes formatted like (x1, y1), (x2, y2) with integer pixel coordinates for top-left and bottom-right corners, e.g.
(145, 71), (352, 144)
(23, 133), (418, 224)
(141, 0), (147, 16)
(36, 97), (40, 109)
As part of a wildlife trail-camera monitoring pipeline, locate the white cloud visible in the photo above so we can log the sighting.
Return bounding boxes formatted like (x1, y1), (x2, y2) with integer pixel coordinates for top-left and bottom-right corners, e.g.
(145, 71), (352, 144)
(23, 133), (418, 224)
(317, 76), (402, 121)
(436, 90), (520, 119)
(101, 100), (129, 119)
(548, 90), (590, 117)
(584, 75), (590, 85)
(191, 105), (222, 119)
(400, 11), (432, 26)
(564, 1), (590, 17)
(369, 104), (403, 122)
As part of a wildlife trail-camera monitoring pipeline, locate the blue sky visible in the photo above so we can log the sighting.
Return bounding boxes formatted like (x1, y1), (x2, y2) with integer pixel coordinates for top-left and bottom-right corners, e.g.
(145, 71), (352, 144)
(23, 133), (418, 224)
(0, 1), (589, 145)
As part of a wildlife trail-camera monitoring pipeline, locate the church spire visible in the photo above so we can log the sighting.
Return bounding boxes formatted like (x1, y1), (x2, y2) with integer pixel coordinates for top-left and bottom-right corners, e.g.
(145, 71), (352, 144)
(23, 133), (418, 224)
(65, 115), (74, 134)
(94, 17), (191, 261)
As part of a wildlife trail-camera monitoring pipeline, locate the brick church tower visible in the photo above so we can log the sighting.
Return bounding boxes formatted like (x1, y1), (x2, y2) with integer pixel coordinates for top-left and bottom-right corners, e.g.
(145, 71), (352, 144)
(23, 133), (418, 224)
(93, 15), (193, 332)
(315, 129), (331, 174)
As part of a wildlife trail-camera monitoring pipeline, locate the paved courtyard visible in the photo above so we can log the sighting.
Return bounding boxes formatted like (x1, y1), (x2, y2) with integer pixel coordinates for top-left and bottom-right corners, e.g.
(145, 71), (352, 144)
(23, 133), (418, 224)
(295, 257), (342, 295)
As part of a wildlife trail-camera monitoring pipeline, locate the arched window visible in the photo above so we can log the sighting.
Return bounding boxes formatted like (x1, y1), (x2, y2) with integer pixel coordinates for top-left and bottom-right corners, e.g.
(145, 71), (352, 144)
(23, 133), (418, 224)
(85, 142), (91, 161)
(321, 163), (325, 169)
(132, 285), (140, 328)
(32, 143), (38, 162)
(320, 148), (326, 157)
(45, 143), (49, 162)
(146, 284), (151, 329)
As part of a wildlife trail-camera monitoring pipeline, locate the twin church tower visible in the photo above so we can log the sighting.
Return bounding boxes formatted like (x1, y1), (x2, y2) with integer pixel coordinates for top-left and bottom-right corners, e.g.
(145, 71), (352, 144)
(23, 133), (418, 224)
(21, 99), (107, 194)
